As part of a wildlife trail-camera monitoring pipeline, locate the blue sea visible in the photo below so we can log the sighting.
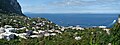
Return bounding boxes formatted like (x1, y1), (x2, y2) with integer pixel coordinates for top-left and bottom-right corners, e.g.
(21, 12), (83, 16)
(25, 13), (119, 28)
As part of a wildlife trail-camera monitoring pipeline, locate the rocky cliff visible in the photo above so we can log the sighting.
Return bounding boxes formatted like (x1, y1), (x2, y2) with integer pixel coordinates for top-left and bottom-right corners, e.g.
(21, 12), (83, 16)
(0, 0), (24, 16)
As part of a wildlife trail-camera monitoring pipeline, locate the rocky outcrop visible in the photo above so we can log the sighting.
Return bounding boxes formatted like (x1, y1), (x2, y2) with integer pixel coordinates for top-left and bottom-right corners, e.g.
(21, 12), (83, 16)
(0, 0), (24, 16)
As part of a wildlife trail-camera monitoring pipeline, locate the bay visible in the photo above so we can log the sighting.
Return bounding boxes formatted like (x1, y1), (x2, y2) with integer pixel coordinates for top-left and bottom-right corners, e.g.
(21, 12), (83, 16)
(25, 13), (119, 28)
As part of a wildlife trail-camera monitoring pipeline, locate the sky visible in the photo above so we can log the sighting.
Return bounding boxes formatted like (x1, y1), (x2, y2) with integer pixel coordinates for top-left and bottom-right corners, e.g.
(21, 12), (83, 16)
(18, 0), (120, 14)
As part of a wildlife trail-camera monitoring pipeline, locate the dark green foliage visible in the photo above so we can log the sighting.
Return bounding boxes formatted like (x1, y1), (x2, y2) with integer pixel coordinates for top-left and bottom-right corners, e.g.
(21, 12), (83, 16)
(110, 23), (120, 45)
(0, 0), (24, 16)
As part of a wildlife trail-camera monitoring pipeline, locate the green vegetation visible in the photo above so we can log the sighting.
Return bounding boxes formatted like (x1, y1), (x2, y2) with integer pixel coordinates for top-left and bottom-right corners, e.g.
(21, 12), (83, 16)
(110, 23), (120, 45)
(0, 13), (120, 45)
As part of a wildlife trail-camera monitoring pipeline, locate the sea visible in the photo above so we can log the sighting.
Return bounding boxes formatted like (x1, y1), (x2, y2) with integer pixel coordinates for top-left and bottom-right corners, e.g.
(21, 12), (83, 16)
(25, 13), (119, 28)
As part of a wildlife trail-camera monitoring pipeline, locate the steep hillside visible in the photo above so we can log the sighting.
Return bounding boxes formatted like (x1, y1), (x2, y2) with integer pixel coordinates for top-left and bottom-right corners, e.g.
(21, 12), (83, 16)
(0, 0), (24, 16)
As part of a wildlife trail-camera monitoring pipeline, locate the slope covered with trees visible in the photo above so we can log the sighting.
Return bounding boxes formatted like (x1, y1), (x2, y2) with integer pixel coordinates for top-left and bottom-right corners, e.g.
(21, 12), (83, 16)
(0, 13), (120, 45)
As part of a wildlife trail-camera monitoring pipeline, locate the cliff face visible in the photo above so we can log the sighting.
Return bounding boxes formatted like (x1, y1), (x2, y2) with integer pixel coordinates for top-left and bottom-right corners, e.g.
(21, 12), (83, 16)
(0, 0), (24, 16)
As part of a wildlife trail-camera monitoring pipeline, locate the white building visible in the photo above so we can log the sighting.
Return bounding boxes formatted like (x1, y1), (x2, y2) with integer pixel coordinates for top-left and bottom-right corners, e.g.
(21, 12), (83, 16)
(75, 36), (81, 40)
(38, 30), (45, 33)
(0, 33), (16, 40)
(30, 35), (39, 38)
(4, 25), (12, 28)
(0, 27), (5, 33)
(33, 31), (39, 34)
(17, 33), (27, 39)
(118, 17), (120, 23)
(18, 27), (26, 30)
(103, 29), (110, 35)
(44, 33), (50, 36)
(5, 28), (16, 33)
(47, 30), (54, 32)
(108, 43), (111, 45)
(0, 34), (4, 39)
(98, 26), (107, 29)
(75, 27), (84, 30)
(50, 33), (56, 36)
(61, 27), (65, 31)
(54, 30), (62, 34)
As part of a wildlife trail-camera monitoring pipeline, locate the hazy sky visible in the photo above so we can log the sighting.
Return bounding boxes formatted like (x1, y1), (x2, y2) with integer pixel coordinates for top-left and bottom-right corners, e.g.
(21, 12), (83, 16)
(18, 0), (120, 13)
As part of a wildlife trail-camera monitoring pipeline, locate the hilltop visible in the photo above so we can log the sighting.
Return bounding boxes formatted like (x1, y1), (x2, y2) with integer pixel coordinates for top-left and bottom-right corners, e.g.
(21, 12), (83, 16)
(0, 0), (25, 16)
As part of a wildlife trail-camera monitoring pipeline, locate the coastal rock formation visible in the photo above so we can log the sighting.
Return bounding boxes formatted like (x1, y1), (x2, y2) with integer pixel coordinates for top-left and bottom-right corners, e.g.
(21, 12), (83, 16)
(0, 0), (24, 16)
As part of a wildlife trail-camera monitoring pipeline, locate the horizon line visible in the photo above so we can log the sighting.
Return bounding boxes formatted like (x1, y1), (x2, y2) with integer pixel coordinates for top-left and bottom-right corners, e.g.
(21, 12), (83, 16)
(23, 12), (120, 14)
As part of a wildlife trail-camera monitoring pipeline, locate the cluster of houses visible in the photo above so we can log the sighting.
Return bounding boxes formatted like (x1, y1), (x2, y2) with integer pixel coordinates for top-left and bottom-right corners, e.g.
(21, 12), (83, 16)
(0, 25), (62, 41)
(0, 24), (111, 41)
(0, 15), (117, 41)
(0, 15), (86, 41)
(0, 24), (86, 41)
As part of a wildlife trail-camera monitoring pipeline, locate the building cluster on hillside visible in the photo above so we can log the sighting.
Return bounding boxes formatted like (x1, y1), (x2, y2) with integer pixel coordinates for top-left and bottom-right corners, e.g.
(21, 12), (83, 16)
(0, 24), (86, 41)
(0, 25), (62, 41)
(0, 15), (86, 41)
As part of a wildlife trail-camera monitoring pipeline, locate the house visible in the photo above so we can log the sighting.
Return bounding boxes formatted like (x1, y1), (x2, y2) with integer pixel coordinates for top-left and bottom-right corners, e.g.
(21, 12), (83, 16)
(30, 35), (43, 38)
(0, 27), (5, 33)
(5, 28), (16, 33)
(0, 33), (16, 41)
(19, 35), (27, 39)
(98, 26), (107, 28)
(68, 26), (73, 28)
(44, 33), (50, 36)
(18, 27), (26, 30)
(50, 33), (56, 36)
(0, 34), (4, 39)
(75, 36), (81, 40)
(75, 27), (84, 30)
(33, 31), (39, 34)
(30, 35), (39, 38)
(54, 30), (62, 34)
(103, 29), (110, 35)
(108, 43), (111, 45)
(118, 17), (120, 23)
(13, 20), (17, 22)
(35, 26), (40, 29)
(38, 30), (45, 33)
(61, 27), (65, 31)
(17, 33), (27, 39)
(36, 23), (42, 25)
(32, 21), (36, 24)
(4, 25), (12, 28)
(47, 30), (54, 33)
